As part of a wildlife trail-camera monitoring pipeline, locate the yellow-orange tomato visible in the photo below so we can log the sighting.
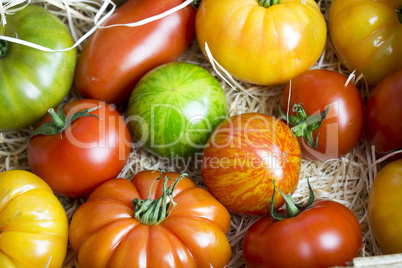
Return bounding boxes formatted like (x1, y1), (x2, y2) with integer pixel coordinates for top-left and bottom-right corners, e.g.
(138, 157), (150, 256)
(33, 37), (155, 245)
(329, 0), (402, 85)
(368, 159), (402, 254)
(0, 170), (68, 267)
(69, 170), (232, 268)
(195, 0), (326, 86)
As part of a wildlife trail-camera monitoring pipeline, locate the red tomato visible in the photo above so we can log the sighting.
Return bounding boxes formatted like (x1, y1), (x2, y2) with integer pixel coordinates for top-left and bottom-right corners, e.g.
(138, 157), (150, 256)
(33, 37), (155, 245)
(279, 69), (365, 161)
(74, 0), (196, 104)
(201, 113), (301, 215)
(27, 99), (131, 197)
(365, 69), (402, 160)
(243, 199), (362, 268)
(68, 170), (232, 267)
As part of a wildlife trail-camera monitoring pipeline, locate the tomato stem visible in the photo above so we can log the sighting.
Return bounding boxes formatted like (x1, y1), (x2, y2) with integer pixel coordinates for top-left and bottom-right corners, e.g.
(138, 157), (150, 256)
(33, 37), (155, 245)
(397, 6), (402, 24)
(0, 40), (8, 60)
(269, 179), (315, 221)
(258, 0), (280, 8)
(29, 103), (101, 139)
(132, 172), (188, 225)
(279, 103), (330, 149)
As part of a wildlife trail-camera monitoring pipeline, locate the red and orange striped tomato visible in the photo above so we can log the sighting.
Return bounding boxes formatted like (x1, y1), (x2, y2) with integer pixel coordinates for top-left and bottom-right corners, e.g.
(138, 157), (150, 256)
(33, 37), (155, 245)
(201, 113), (301, 215)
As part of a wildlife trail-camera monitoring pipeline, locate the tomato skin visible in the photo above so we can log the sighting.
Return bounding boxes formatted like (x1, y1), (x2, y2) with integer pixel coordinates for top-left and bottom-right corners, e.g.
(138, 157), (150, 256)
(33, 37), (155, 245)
(329, 0), (402, 85)
(368, 159), (402, 254)
(0, 5), (76, 131)
(68, 170), (232, 268)
(201, 113), (301, 215)
(279, 69), (365, 161)
(243, 199), (363, 268)
(195, 0), (326, 86)
(27, 99), (131, 198)
(0, 170), (68, 267)
(365, 69), (402, 160)
(74, 0), (196, 104)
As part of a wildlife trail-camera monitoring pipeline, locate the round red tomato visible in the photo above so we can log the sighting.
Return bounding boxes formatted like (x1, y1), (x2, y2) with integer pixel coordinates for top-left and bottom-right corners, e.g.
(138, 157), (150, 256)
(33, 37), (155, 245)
(27, 99), (131, 197)
(365, 68), (402, 160)
(69, 170), (232, 267)
(74, 0), (196, 104)
(279, 69), (365, 161)
(243, 198), (362, 268)
(201, 112), (301, 215)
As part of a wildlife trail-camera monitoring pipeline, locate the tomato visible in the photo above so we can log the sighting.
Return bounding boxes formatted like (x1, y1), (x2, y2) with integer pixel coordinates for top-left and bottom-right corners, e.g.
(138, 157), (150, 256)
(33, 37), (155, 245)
(279, 69), (365, 162)
(127, 62), (228, 160)
(0, 5), (76, 131)
(74, 0), (196, 104)
(365, 69), (402, 160)
(69, 170), (232, 267)
(243, 181), (362, 268)
(0, 170), (68, 267)
(27, 99), (131, 198)
(201, 112), (301, 215)
(329, 0), (402, 85)
(368, 159), (402, 254)
(195, 0), (326, 86)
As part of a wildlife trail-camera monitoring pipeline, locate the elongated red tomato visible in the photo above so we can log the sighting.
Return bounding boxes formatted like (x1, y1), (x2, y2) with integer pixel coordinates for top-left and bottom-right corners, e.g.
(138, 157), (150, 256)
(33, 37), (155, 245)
(69, 170), (232, 268)
(74, 0), (196, 104)
(201, 113), (301, 215)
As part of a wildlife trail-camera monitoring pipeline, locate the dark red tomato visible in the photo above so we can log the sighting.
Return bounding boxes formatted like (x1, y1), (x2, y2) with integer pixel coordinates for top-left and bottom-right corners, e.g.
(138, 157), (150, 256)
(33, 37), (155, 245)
(243, 199), (362, 268)
(365, 68), (402, 160)
(74, 0), (196, 104)
(279, 69), (364, 161)
(27, 99), (131, 198)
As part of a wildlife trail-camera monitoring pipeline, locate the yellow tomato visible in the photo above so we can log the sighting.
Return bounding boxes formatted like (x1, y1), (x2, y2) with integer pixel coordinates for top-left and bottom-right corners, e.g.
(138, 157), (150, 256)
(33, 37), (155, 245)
(368, 159), (402, 254)
(329, 0), (402, 85)
(195, 0), (326, 86)
(0, 170), (68, 267)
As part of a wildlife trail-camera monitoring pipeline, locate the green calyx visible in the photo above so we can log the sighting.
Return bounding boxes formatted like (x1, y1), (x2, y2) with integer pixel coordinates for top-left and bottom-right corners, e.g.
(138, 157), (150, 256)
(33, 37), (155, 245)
(279, 103), (331, 149)
(269, 178), (315, 221)
(258, 0), (280, 8)
(0, 39), (9, 60)
(133, 172), (188, 225)
(29, 103), (101, 139)
(398, 6), (402, 24)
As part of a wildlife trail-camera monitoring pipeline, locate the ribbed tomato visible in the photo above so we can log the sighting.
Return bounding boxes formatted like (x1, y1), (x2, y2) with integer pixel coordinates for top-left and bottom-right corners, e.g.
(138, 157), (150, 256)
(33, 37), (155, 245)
(69, 170), (232, 267)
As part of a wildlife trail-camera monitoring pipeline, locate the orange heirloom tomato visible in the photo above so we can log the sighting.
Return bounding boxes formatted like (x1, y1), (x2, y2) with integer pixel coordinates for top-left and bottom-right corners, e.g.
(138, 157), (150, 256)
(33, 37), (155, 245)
(69, 170), (232, 268)
(0, 170), (68, 268)
(329, 0), (402, 85)
(195, 0), (326, 86)
(368, 159), (402, 254)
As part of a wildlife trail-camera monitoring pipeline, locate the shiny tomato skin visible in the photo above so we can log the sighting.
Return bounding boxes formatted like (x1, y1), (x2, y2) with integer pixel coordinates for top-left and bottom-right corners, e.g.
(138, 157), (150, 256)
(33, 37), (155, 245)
(368, 159), (402, 254)
(243, 199), (363, 268)
(365, 69), (402, 160)
(68, 170), (232, 268)
(201, 113), (301, 215)
(279, 69), (365, 161)
(74, 0), (196, 104)
(0, 170), (68, 268)
(329, 0), (402, 85)
(195, 0), (326, 86)
(27, 99), (131, 198)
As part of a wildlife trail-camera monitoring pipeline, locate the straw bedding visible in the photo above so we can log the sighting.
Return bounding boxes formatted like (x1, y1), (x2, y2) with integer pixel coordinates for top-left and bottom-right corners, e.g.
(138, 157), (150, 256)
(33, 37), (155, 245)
(0, 0), (400, 267)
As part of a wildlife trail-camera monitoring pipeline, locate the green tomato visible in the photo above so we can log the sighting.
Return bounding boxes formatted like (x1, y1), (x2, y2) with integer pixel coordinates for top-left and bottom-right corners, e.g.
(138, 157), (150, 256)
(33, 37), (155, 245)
(0, 5), (77, 131)
(127, 62), (228, 160)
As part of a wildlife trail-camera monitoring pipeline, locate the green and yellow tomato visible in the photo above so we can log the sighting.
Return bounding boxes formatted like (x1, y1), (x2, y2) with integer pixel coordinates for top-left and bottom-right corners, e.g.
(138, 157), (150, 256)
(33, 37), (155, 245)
(195, 0), (326, 86)
(0, 5), (76, 131)
(0, 170), (68, 267)
(127, 62), (228, 160)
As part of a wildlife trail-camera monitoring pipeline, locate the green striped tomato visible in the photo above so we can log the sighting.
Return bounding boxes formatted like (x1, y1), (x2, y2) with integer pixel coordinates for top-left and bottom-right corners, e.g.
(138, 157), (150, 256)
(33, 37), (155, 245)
(0, 5), (76, 131)
(127, 62), (228, 160)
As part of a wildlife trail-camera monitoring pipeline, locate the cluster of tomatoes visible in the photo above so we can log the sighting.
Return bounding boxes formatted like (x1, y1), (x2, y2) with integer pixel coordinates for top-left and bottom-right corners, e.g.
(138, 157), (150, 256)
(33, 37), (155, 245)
(0, 0), (401, 267)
